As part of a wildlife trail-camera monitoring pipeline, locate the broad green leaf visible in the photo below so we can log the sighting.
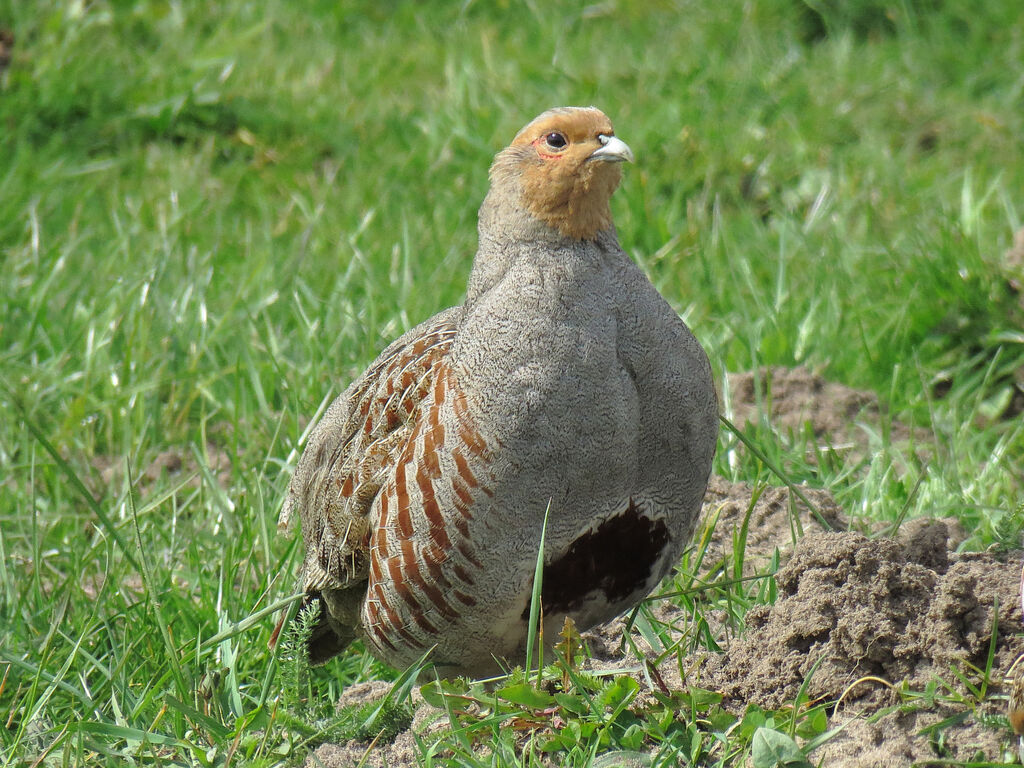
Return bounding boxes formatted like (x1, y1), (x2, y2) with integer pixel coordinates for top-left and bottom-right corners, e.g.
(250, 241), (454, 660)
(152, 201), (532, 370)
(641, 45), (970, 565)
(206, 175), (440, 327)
(686, 686), (724, 710)
(620, 723), (646, 751)
(601, 676), (640, 711)
(496, 681), (556, 709)
(419, 678), (468, 709)
(751, 727), (813, 768)
(554, 692), (589, 715)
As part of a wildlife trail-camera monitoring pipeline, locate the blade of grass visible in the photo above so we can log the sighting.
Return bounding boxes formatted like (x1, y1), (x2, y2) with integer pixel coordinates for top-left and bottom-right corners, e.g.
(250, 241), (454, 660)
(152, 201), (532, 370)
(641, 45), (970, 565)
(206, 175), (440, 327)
(200, 593), (305, 651)
(5, 385), (142, 573)
(524, 499), (551, 680)
(126, 458), (188, 699)
(720, 415), (830, 529)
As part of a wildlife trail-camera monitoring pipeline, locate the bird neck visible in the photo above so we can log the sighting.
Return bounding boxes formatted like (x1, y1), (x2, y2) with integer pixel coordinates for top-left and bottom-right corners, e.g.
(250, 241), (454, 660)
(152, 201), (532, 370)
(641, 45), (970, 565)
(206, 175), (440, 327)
(466, 184), (619, 307)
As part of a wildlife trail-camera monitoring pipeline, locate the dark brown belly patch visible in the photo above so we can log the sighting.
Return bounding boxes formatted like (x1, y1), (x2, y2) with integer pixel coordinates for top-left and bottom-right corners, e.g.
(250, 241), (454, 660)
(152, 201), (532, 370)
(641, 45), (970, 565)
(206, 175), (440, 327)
(522, 499), (671, 621)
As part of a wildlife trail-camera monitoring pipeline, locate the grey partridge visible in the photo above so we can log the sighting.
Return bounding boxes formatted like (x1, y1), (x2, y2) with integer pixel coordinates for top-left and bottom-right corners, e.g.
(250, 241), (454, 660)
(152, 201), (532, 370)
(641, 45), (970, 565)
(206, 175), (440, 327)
(282, 107), (718, 678)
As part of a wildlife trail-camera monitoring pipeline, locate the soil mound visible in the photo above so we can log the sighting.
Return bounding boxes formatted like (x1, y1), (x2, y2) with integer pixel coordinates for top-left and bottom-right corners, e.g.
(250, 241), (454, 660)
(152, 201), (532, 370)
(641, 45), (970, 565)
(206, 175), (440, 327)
(725, 366), (924, 463)
(700, 525), (1022, 711)
(728, 366), (878, 439)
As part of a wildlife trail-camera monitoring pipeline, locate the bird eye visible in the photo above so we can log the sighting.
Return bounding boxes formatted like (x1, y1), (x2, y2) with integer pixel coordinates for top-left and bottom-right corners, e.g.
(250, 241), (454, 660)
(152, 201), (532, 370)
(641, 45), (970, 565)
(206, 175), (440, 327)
(544, 132), (568, 149)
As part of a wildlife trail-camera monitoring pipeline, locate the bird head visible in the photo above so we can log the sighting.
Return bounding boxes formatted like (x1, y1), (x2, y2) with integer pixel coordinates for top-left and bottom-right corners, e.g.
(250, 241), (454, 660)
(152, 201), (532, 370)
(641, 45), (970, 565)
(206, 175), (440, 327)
(487, 107), (633, 241)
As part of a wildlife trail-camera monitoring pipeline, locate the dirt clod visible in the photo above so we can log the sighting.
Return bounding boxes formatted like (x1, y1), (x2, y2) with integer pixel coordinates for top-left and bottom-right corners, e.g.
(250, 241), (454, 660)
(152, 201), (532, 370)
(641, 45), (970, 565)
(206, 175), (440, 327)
(91, 443), (232, 494)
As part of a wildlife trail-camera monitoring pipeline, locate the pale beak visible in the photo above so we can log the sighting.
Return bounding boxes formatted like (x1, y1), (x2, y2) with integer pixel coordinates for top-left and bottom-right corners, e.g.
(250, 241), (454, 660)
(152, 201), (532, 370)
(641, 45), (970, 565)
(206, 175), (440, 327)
(590, 134), (634, 163)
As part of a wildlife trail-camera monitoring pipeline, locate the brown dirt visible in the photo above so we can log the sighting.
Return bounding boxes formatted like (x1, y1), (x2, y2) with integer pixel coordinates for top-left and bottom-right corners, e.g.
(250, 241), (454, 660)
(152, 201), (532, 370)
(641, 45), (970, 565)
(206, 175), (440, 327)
(697, 526), (1022, 713)
(725, 365), (925, 462)
(302, 369), (1023, 767)
(728, 366), (878, 439)
(90, 442), (232, 494)
(0, 28), (12, 73)
(700, 475), (847, 575)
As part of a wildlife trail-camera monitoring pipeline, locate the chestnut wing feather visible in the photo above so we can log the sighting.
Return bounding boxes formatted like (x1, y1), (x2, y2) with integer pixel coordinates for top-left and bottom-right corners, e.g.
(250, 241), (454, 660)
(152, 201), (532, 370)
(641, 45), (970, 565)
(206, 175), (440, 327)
(284, 308), (461, 593)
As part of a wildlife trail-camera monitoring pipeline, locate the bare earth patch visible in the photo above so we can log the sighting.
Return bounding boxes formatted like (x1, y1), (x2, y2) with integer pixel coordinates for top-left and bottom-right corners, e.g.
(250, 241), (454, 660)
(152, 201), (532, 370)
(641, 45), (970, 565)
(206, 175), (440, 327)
(725, 365), (927, 463)
(727, 366), (878, 439)
(700, 475), (846, 575)
(698, 523), (1022, 764)
(303, 369), (1023, 767)
(90, 442), (232, 494)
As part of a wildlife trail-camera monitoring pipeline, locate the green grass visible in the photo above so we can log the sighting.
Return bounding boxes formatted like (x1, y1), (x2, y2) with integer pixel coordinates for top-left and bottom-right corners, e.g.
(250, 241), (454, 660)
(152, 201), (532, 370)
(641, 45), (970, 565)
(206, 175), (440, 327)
(1, 0), (1022, 765)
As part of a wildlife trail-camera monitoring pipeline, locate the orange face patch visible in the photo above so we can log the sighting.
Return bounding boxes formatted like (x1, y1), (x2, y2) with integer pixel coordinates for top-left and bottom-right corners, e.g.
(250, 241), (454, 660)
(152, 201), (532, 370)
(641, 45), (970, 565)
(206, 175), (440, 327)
(493, 107), (627, 240)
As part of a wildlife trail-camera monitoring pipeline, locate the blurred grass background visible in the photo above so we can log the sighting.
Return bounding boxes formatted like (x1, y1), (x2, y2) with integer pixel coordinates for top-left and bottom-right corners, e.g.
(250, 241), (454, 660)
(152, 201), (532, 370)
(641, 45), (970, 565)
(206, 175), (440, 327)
(1, 0), (1022, 765)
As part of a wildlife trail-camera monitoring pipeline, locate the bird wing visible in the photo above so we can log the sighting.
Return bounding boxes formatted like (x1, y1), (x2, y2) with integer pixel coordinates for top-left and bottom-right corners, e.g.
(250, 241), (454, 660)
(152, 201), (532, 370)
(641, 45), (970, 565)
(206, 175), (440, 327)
(284, 307), (461, 594)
